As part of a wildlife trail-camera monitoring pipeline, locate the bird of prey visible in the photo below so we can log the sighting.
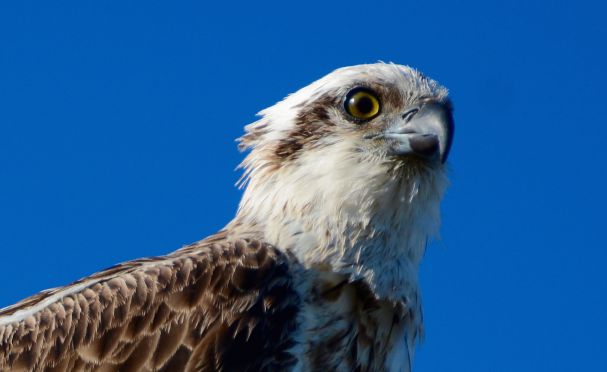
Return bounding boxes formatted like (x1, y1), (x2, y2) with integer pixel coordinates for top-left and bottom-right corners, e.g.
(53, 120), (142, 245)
(0, 63), (454, 372)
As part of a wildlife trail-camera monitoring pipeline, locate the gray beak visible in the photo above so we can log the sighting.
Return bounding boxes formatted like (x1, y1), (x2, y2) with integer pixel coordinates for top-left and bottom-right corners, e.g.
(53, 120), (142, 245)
(383, 101), (454, 163)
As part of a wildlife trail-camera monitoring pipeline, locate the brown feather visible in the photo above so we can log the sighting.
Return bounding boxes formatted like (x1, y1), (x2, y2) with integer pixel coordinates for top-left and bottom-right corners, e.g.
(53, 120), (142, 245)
(0, 233), (300, 371)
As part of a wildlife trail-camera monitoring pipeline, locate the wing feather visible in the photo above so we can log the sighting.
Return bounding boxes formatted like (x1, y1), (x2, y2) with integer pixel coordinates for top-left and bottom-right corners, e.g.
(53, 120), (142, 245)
(0, 233), (301, 371)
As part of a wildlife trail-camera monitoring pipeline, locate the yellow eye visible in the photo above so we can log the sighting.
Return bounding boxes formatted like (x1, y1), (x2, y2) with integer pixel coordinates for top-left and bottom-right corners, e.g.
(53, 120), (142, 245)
(345, 88), (381, 120)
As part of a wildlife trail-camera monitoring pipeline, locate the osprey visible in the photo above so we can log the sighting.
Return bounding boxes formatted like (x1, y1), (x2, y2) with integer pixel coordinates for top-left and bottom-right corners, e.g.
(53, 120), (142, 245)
(0, 63), (453, 371)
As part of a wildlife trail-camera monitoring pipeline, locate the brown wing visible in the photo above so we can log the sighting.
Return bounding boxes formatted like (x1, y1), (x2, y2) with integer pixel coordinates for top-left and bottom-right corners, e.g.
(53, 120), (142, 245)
(0, 232), (301, 372)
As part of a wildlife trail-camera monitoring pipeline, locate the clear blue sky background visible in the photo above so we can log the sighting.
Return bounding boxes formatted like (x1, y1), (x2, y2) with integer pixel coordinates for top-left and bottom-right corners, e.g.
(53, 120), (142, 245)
(1, 1), (606, 371)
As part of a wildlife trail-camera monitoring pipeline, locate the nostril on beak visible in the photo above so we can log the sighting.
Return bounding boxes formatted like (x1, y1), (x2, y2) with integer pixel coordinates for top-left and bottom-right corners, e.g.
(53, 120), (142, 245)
(402, 108), (420, 122)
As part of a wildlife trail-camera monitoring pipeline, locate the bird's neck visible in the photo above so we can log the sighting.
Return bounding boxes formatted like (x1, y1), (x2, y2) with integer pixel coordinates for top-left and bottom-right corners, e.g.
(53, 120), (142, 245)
(227, 162), (448, 305)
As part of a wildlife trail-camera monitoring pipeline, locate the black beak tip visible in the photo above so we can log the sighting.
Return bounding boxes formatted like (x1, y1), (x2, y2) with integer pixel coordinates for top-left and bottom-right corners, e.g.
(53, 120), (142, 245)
(409, 134), (440, 159)
(442, 110), (454, 163)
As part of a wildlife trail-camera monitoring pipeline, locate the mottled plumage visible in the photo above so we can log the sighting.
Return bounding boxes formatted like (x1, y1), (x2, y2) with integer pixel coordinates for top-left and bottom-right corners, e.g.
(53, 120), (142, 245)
(0, 234), (300, 371)
(0, 63), (454, 371)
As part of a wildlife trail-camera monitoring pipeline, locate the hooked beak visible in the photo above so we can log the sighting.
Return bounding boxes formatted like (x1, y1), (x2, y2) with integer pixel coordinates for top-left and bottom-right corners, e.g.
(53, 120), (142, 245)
(383, 101), (454, 163)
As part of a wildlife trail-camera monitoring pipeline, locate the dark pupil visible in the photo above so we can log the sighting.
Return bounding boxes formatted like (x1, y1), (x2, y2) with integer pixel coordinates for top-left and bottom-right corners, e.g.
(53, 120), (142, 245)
(356, 96), (373, 114)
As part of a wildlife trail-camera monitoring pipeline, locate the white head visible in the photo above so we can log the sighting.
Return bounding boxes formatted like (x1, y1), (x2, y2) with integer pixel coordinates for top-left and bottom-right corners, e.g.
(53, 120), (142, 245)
(230, 63), (454, 305)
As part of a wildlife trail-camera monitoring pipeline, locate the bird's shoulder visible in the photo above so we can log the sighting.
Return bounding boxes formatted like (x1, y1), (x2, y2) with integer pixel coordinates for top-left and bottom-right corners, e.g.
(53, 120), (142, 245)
(0, 231), (301, 371)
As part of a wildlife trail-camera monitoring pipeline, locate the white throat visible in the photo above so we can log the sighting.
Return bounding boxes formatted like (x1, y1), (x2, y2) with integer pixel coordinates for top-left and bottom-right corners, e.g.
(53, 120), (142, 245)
(229, 142), (449, 306)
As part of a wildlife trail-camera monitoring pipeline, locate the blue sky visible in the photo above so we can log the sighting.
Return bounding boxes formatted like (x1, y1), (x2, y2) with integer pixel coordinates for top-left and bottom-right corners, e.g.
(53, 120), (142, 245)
(1, 1), (606, 370)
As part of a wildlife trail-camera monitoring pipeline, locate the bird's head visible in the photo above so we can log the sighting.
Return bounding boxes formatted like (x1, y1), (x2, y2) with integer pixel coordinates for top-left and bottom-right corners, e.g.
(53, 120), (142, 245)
(238, 63), (452, 179)
(233, 63), (453, 301)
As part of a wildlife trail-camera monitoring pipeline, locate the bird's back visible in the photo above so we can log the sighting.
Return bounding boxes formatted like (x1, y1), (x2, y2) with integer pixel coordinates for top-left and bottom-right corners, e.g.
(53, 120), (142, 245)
(0, 232), (301, 371)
